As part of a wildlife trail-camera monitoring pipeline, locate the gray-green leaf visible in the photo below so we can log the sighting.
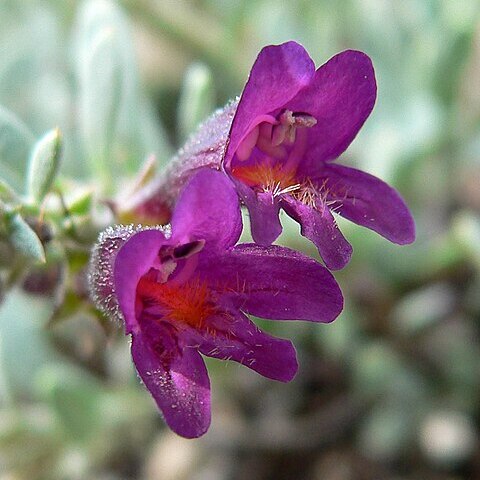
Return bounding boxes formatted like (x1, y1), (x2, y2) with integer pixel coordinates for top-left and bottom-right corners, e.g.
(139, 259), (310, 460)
(0, 106), (35, 191)
(6, 213), (45, 263)
(26, 128), (62, 203)
(0, 179), (20, 204)
(75, 0), (136, 190)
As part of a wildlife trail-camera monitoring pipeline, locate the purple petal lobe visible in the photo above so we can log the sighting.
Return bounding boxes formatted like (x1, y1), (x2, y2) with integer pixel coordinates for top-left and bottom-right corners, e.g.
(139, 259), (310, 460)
(233, 178), (282, 245)
(321, 164), (416, 244)
(198, 244), (343, 322)
(171, 169), (242, 251)
(225, 41), (315, 165)
(131, 331), (211, 438)
(287, 50), (376, 169)
(114, 229), (169, 334)
(282, 196), (353, 270)
(199, 310), (298, 382)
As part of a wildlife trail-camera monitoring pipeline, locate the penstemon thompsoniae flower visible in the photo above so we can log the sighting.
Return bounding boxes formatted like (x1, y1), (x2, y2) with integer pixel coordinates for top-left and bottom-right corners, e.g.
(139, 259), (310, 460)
(90, 169), (343, 438)
(123, 41), (415, 270)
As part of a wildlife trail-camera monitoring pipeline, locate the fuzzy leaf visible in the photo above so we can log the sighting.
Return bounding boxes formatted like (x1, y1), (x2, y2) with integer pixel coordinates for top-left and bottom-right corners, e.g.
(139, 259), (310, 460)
(79, 27), (123, 183)
(6, 213), (45, 263)
(75, 0), (136, 190)
(26, 128), (62, 203)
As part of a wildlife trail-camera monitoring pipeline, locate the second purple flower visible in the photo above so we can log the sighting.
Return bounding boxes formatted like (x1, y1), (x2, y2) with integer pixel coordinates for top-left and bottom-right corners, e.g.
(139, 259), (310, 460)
(225, 42), (415, 270)
(90, 169), (343, 438)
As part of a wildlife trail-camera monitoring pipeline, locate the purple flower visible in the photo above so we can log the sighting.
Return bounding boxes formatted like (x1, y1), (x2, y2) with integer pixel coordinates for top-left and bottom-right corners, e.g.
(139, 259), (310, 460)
(90, 169), (343, 438)
(224, 41), (415, 270)
(124, 42), (415, 270)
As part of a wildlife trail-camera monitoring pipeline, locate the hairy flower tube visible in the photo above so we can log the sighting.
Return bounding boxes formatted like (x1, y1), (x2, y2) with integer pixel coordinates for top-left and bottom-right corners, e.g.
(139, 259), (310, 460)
(90, 169), (343, 438)
(125, 41), (415, 270)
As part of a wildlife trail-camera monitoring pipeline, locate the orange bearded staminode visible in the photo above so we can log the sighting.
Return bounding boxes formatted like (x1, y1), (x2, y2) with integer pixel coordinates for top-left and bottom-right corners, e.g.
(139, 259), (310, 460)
(137, 276), (216, 329)
(231, 162), (299, 196)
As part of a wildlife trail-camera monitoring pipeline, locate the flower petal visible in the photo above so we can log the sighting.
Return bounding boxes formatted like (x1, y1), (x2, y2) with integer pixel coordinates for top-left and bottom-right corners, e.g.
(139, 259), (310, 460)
(225, 41), (315, 165)
(282, 196), (353, 270)
(321, 163), (416, 244)
(198, 244), (343, 322)
(199, 310), (298, 382)
(233, 178), (282, 245)
(114, 229), (169, 334)
(171, 169), (242, 251)
(131, 331), (211, 438)
(287, 50), (376, 168)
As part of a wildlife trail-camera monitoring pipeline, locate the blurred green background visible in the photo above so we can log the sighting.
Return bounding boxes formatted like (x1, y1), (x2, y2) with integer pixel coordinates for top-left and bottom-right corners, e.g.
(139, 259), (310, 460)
(1, 0), (480, 479)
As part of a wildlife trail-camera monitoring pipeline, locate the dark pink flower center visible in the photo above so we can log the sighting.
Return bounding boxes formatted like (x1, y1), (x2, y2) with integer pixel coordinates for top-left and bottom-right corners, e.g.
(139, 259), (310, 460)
(135, 241), (218, 331)
(137, 275), (215, 329)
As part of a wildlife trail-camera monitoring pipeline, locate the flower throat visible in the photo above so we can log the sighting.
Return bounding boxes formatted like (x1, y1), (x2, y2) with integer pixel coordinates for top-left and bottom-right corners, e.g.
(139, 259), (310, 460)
(137, 276), (215, 329)
(231, 109), (317, 196)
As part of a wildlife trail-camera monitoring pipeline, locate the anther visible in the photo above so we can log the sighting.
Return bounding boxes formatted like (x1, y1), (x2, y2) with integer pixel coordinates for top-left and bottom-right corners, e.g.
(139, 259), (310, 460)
(173, 239), (205, 259)
(272, 110), (317, 147)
